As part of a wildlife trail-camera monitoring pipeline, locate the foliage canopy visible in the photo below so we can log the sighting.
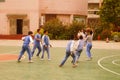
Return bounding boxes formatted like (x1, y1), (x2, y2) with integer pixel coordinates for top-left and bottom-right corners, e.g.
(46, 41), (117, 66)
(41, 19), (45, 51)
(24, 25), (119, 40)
(99, 0), (120, 30)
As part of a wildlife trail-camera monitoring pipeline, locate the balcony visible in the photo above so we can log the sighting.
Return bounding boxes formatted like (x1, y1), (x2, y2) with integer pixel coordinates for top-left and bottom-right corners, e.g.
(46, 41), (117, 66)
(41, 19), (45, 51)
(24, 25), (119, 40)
(88, 14), (100, 18)
(88, 0), (100, 3)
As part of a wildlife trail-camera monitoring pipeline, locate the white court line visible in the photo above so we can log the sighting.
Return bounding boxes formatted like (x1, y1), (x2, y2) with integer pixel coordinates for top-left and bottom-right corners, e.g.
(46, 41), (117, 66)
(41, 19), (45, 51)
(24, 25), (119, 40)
(98, 55), (120, 76)
(112, 60), (120, 66)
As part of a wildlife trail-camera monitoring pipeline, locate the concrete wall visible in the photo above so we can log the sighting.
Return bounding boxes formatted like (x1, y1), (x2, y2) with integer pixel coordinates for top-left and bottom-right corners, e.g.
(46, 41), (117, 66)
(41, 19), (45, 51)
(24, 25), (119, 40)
(0, 0), (88, 35)
(0, 0), (40, 34)
(39, 0), (87, 24)
(40, 0), (87, 15)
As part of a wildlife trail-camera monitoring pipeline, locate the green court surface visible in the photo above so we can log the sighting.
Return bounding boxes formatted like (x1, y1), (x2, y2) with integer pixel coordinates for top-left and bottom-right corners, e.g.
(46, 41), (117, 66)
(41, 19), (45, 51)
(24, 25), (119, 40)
(0, 46), (120, 80)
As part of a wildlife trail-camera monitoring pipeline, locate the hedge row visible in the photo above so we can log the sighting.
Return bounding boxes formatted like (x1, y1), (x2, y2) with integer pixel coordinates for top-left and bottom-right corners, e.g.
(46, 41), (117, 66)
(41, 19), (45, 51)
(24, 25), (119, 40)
(43, 19), (85, 40)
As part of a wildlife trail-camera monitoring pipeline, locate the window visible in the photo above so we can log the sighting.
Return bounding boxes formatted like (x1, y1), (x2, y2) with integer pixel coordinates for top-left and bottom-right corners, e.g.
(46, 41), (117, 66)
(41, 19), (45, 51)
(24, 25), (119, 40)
(88, 11), (99, 15)
(74, 16), (85, 24)
(88, 3), (99, 10)
(0, 0), (5, 2)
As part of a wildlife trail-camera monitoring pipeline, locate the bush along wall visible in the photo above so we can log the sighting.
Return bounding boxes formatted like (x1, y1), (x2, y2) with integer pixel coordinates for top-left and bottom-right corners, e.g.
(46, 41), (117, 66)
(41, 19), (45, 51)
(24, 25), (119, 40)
(44, 19), (85, 40)
(111, 32), (120, 42)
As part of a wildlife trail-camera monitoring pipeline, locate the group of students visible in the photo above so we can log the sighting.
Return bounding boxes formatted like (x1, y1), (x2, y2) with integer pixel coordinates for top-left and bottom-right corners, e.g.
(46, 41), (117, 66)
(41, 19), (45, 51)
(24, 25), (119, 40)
(59, 29), (93, 68)
(17, 26), (93, 68)
(17, 26), (51, 63)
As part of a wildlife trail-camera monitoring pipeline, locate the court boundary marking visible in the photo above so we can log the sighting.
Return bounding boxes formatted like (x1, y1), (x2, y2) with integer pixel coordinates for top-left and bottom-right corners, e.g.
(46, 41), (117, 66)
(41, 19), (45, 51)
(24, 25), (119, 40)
(0, 54), (25, 62)
(0, 50), (25, 62)
(112, 59), (120, 66)
(98, 55), (120, 76)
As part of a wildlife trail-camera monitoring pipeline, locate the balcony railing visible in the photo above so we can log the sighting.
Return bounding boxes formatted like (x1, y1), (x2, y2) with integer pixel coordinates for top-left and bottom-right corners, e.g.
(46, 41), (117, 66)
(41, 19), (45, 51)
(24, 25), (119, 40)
(88, 14), (100, 18)
(88, 0), (100, 3)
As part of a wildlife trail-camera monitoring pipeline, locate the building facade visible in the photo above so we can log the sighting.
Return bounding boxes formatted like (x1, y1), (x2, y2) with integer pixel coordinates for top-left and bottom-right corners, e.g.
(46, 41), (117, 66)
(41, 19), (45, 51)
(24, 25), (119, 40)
(87, 0), (103, 27)
(0, 0), (87, 35)
(0, 0), (40, 35)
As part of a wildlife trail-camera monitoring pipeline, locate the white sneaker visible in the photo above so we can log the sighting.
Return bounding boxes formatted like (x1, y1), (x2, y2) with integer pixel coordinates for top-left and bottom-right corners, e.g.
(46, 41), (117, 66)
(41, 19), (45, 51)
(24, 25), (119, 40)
(41, 58), (44, 60)
(86, 58), (92, 61)
(48, 59), (51, 61)
(28, 60), (33, 63)
(72, 64), (77, 68)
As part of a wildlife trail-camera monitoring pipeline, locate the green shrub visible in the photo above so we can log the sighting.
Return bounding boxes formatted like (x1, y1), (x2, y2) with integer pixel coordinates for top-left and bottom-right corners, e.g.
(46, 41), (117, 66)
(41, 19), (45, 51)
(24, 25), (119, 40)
(111, 32), (120, 41)
(93, 23), (113, 40)
(44, 18), (65, 39)
(67, 21), (85, 39)
(44, 19), (85, 40)
(101, 29), (111, 40)
(111, 32), (120, 37)
(93, 26), (103, 40)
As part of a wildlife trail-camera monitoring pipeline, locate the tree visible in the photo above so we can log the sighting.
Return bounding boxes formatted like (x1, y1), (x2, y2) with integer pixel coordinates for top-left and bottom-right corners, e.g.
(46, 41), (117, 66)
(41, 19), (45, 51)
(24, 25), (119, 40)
(44, 18), (65, 39)
(99, 0), (120, 31)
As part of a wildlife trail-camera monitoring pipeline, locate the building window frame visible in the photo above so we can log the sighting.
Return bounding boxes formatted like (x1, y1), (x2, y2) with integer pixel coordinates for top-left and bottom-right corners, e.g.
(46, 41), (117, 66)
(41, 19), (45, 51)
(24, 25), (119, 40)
(0, 0), (5, 2)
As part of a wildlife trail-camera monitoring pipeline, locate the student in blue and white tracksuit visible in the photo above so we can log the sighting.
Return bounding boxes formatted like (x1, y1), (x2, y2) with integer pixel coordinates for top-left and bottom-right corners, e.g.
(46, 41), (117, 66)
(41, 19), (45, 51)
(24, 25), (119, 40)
(17, 31), (33, 63)
(41, 30), (51, 60)
(59, 35), (77, 68)
(31, 29), (42, 57)
(75, 35), (85, 62)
